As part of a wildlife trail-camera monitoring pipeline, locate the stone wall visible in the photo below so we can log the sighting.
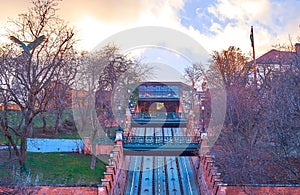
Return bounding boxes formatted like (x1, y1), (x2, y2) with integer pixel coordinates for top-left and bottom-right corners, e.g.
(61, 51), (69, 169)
(84, 134), (127, 195)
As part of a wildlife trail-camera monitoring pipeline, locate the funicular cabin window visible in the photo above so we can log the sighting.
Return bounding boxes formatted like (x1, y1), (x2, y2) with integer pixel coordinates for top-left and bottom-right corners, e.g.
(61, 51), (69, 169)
(139, 86), (146, 97)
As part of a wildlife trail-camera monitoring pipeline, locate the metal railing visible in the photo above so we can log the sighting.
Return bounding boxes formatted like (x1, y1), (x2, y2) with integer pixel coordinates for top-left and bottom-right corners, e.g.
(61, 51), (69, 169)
(132, 112), (183, 119)
(123, 136), (201, 145)
(139, 91), (180, 98)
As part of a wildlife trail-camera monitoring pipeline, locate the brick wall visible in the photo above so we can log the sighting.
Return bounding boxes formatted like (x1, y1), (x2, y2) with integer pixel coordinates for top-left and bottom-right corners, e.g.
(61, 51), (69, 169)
(83, 137), (114, 156)
(84, 137), (127, 195)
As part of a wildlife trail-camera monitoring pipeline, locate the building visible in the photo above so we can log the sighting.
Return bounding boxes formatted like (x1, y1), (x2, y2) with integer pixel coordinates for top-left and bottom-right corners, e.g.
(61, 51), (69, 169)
(253, 43), (300, 83)
(130, 81), (195, 127)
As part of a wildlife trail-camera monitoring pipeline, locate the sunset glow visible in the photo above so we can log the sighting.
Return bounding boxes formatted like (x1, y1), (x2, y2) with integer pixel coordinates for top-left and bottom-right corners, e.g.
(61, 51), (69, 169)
(0, 0), (299, 56)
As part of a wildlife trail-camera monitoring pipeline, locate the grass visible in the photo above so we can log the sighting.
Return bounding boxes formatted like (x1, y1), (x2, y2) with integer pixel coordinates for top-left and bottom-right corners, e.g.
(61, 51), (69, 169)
(26, 152), (107, 185)
(0, 109), (114, 185)
(33, 109), (74, 130)
(0, 109), (74, 131)
(0, 151), (107, 185)
(0, 109), (79, 144)
(56, 131), (81, 139)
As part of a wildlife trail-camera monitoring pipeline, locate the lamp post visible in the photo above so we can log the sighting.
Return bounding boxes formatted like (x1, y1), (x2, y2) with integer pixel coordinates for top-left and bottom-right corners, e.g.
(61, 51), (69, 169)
(127, 89), (131, 111)
(114, 103), (123, 142)
(201, 105), (205, 132)
(109, 151), (114, 166)
(117, 104), (122, 132)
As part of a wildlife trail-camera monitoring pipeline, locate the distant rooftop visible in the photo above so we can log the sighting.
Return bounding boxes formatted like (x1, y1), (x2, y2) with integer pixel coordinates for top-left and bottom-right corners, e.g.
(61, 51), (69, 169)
(253, 43), (300, 66)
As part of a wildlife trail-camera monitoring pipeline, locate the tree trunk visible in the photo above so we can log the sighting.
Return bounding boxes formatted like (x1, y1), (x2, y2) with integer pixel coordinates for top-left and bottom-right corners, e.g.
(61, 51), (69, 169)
(27, 93), (35, 137)
(91, 129), (97, 170)
(27, 122), (34, 137)
(41, 111), (47, 133)
(90, 154), (96, 170)
(19, 131), (27, 173)
(90, 133), (97, 170)
(19, 111), (35, 173)
(54, 110), (63, 134)
(90, 107), (97, 170)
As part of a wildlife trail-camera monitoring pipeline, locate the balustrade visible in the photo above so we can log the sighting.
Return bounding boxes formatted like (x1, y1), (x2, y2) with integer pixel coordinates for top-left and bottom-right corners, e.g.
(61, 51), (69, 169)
(123, 136), (201, 145)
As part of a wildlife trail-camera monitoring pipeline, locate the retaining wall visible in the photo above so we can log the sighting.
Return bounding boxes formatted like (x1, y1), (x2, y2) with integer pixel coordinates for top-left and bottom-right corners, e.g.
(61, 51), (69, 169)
(84, 136), (127, 195)
(27, 138), (84, 153)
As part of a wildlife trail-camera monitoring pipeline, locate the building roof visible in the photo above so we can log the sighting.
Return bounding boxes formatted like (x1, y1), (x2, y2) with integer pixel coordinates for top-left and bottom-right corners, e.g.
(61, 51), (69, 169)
(255, 49), (298, 66)
(138, 81), (190, 87)
(252, 42), (300, 67)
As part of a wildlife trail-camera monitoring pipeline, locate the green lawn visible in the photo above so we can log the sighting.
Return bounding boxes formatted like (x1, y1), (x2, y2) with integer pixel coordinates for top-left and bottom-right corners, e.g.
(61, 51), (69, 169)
(0, 151), (107, 185)
(26, 152), (107, 185)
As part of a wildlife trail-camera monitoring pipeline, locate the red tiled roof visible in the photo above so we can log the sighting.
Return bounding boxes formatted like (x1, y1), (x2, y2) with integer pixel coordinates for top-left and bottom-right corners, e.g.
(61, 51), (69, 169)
(254, 49), (298, 66)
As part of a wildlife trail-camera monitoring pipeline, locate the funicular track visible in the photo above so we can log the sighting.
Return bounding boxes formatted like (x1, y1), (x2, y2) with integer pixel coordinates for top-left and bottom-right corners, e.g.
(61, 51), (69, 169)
(124, 155), (199, 195)
(124, 127), (200, 195)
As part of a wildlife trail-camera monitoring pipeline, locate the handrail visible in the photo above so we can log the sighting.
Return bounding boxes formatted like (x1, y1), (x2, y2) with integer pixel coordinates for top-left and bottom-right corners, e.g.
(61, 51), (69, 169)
(132, 112), (184, 119)
(123, 136), (201, 145)
(138, 91), (180, 98)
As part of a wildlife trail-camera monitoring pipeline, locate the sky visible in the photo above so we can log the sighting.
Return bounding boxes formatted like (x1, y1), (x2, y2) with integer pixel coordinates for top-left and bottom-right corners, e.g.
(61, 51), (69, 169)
(0, 0), (299, 82)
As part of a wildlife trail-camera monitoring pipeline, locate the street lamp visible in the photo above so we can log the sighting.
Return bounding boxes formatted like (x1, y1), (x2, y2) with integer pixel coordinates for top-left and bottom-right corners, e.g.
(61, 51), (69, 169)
(201, 105), (205, 132)
(117, 104), (123, 132)
(109, 151), (114, 166)
(115, 104), (123, 142)
(110, 151), (114, 158)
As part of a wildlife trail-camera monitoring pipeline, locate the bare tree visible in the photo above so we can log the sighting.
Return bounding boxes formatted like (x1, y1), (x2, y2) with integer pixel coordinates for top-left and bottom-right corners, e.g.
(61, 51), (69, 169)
(184, 63), (204, 89)
(210, 44), (300, 184)
(0, 0), (76, 172)
(44, 49), (78, 134)
(73, 50), (106, 170)
(207, 46), (269, 184)
(96, 43), (149, 91)
(260, 45), (300, 182)
(210, 46), (251, 89)
(73, 44), (150, 169)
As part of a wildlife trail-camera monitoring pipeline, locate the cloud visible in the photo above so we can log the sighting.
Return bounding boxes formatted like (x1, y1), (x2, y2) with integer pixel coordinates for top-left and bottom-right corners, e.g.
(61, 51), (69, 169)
(58, 0), (184, 27)
(208, 0), (271, 24)
(58, 0), (185, 50)
(1, 0), (299, 58)
(60, 0), (146, 24)
(209, 22), (222, 34)
(192, 0), (300, 56)
(0, 0), (31, 23)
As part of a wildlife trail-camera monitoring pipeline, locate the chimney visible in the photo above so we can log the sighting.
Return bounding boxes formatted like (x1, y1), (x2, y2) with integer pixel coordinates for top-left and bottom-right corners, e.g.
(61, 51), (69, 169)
(295, 43), (300, 55)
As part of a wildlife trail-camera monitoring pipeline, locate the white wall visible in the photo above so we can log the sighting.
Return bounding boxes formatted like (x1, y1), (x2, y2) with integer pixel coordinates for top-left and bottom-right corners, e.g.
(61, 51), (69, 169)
(27, 138), (84, 153)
